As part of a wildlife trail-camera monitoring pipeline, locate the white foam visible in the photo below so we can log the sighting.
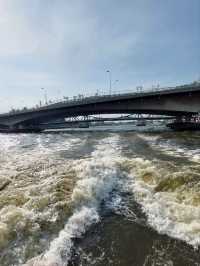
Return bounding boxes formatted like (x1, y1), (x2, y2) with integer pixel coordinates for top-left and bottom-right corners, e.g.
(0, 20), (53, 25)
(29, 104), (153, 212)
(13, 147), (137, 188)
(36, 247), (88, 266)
(35, 134), (83, 154)
(0, 134), (21, 153)
(127, 157), (200, 248)
(28, 206), (99, 266)
(24, 134), (121, 266)
(138, 133), (200, 162)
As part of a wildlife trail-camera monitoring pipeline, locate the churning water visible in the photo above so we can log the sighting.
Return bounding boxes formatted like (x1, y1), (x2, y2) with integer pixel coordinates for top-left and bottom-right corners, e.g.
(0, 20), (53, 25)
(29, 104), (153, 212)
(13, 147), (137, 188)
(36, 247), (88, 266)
(0, 128), (200, 265)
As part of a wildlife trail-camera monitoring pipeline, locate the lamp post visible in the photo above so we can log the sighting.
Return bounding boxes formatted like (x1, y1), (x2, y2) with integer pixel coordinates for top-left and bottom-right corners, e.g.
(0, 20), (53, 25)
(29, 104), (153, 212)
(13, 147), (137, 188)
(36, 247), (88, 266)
(114, 80), (119, 92)
(106, 70), (112, 95)
(41, 88), (47, 105)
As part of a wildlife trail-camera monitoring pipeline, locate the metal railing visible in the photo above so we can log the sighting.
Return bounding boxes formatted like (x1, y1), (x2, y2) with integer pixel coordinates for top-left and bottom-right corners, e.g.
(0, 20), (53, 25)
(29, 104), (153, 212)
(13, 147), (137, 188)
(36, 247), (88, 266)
(2, 82), (200, 116)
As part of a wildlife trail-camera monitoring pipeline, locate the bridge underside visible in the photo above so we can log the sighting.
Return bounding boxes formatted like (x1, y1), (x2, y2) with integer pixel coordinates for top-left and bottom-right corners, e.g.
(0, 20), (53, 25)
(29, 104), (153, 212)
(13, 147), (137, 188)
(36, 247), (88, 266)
(0, 114), (175, 132)
(7, 108), (197, 131)
(0, 112), (194, 133)
(15, 110), (183, 126)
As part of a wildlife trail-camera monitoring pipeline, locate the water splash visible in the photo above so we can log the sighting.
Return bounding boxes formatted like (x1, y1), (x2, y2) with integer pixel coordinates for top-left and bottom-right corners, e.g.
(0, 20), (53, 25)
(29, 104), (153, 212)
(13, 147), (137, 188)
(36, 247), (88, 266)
(24, 134), (121, 265)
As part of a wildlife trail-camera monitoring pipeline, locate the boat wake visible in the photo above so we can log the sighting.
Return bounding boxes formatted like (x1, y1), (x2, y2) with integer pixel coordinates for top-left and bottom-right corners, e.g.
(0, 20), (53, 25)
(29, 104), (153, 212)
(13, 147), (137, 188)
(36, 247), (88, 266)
(24, 135), (122, 266)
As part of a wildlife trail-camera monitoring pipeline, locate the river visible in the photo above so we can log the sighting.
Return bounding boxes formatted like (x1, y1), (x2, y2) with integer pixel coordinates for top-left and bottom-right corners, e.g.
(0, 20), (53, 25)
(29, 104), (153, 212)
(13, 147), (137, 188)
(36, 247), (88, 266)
(0, 126), (200, 265)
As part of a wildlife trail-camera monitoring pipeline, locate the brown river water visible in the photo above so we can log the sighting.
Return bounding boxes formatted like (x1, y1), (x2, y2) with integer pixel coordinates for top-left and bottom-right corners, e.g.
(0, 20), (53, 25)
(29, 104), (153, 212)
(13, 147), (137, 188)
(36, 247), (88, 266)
(0, 126), (200, 265)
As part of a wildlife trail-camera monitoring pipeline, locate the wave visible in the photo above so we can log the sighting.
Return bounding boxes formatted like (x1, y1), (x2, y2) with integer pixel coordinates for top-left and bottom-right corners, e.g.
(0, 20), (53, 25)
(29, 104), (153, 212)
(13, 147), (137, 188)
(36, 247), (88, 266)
(1, 132), (200, 266)
(118, 156), (200, 248)
(138, 133), (200, 162)
(24, 134), (121, 266)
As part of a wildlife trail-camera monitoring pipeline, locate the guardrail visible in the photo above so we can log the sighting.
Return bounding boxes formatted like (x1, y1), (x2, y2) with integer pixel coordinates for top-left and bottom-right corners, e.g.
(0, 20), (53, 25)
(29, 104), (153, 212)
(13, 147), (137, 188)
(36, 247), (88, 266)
(3, 88), (170, 116)
(2, 82), (200, 116)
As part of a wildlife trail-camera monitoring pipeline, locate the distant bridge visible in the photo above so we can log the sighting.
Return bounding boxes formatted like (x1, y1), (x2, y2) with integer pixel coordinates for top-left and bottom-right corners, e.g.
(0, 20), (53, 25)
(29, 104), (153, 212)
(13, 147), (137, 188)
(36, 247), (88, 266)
(39, 115), (174, 130)
(0, 83), (200, 132)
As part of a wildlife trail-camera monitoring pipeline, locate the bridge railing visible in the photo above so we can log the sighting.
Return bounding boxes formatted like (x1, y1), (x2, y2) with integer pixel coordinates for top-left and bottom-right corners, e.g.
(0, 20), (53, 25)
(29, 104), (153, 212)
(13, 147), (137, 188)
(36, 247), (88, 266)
(41, 82), (199, 109)
(0, 87), (183, 116)
(2, 82), (200, 116)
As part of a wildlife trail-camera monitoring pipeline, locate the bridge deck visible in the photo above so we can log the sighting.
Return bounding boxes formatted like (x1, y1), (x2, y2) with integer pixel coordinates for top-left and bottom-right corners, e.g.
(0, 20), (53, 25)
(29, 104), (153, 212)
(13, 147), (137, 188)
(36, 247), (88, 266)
(0, 83), (200, 118)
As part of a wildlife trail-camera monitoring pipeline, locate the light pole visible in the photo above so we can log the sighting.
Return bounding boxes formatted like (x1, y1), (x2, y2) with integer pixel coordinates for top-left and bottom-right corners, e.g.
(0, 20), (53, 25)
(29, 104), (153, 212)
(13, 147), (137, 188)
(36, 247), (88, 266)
(106, 70), (112, 95)
(41, 88), (48, 105)
(114, 80), (119, 92)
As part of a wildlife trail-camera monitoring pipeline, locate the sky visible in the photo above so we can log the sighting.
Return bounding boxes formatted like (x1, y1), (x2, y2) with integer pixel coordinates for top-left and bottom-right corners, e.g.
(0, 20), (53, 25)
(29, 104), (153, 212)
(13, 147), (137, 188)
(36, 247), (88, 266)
(0, 0), (199, 112)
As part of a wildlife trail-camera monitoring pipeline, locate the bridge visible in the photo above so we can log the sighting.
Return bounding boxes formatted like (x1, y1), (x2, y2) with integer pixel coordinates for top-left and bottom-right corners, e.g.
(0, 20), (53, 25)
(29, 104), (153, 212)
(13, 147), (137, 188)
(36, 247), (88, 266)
(0, 82), (200, 132)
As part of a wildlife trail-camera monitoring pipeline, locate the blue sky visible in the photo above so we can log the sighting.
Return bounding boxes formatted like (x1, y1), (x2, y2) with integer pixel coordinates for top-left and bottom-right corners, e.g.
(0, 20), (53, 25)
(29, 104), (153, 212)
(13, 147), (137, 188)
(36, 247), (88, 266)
(0, 0), (199, 112)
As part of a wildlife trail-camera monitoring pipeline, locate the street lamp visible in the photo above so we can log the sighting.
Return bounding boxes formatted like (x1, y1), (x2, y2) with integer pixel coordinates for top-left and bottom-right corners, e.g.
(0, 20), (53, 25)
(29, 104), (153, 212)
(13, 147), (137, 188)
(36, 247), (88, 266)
(106, 70), (112, 95)
(114, 80), (119, 92)
(41, 88), (48, 105)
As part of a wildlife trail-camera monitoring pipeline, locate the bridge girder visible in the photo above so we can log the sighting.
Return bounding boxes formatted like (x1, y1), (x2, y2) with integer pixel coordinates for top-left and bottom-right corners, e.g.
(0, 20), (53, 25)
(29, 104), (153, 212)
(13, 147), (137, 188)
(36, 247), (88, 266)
(0, 85), (199, 129)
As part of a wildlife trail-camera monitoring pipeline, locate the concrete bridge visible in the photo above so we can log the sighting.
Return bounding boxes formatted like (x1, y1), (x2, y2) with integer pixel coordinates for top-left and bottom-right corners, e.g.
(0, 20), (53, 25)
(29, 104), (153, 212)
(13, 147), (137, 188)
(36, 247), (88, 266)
(0, 83), (200, 132)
